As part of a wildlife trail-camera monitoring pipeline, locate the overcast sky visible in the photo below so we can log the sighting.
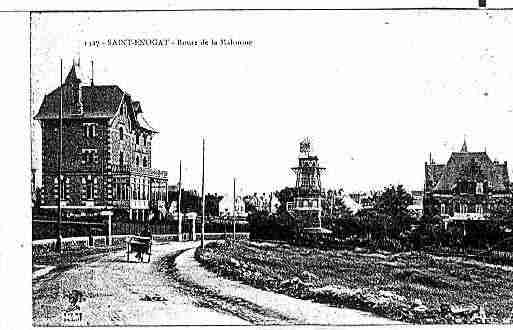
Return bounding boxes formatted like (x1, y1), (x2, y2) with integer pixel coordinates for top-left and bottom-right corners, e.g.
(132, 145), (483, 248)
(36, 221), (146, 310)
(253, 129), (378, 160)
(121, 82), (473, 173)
(31, 10), (513, 196)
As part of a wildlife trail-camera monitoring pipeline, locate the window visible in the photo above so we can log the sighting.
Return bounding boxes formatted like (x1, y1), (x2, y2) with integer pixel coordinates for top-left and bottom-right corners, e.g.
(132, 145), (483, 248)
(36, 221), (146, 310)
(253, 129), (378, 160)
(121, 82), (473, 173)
(119, 126), (124, 140)
(476, 204), (484, 214)
(84, 123), (96, 138)
(440, 203), (446, 215)
(143, 157), (147, 167)
(136, 156), (139, 167)
(73, 86), (79, 105)
(461, 204), (468, 214)
(136, 133), (140, 145)
(53, 176), (65, 200)
(81, 149), (97, 165)
(143, 135), (147, 146)
(86, 178), (94, 200)
(119, 152), (124, 167)
(123, 183), (127, 200)
(476, 182), (484, 195)
(81, 149), (98, 165)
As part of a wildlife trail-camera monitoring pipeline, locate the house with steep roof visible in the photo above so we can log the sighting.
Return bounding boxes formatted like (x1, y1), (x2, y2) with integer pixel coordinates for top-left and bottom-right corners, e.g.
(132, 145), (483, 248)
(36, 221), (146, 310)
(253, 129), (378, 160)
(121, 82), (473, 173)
(424, 140), (511, 222)
(34, 61), (168, 221)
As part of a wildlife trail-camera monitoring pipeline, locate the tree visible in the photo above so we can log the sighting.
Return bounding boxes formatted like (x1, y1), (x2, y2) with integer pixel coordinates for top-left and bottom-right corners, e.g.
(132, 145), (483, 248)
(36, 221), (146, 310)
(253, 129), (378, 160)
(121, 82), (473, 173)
(422, 193), (440, 219)
(205, 193), (223, 217)
(354, 185), (414, 240)
(374, 185), (413, 220)
(275, 187), (297, 214)
(167, 189), (222, 216)
(242, 195), (257, 214)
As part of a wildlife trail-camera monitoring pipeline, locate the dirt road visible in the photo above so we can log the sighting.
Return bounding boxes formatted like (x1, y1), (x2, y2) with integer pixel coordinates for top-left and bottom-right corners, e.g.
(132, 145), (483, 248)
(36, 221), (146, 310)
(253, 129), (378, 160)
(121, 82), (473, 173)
(32, 241), (250, 326)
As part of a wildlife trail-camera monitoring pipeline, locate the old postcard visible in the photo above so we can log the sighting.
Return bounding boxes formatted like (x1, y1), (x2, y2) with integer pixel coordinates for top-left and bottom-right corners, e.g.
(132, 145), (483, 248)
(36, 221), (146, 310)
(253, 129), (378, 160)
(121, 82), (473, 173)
(4, 0), (511, 327)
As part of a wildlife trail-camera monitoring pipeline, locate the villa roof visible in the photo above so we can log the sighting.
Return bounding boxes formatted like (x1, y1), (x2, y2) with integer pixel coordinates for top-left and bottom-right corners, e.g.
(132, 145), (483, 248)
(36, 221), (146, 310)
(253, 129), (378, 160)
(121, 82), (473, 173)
(34, 85), (125, 120)
(34, 64), (159, 134)
(433, 151), (509, 192)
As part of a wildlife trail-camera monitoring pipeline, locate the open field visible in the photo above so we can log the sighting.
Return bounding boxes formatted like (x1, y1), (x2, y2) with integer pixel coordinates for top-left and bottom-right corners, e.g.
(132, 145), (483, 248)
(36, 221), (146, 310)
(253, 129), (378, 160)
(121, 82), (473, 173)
(197, 240), (513, 324)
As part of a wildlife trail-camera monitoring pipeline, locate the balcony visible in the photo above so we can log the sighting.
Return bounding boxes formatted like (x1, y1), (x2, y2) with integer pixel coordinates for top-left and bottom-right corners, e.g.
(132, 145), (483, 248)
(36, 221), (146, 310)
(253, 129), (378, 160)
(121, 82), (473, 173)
(112, 164), (168, 180)
(130, 200), (149, 209)
(450, 212), (488, 221)
(287, 197), (322, 212)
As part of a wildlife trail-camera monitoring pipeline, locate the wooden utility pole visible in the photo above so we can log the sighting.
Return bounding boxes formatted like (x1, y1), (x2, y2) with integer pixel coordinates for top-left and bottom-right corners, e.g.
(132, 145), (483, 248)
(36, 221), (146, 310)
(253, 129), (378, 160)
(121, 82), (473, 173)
(56, 59), (63, 253)
(233, 177), (236, 240)
(201, 138), (205, 248)
(177, 160), (182, 241)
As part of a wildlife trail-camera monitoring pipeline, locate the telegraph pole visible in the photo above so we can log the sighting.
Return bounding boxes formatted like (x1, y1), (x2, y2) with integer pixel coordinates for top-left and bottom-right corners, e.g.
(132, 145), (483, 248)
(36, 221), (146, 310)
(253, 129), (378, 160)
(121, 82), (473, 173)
(233, 177), (236, 240)
(177, 160), (182, 241)
(56, 59), (63, 253)
(201, 138), (205, 248)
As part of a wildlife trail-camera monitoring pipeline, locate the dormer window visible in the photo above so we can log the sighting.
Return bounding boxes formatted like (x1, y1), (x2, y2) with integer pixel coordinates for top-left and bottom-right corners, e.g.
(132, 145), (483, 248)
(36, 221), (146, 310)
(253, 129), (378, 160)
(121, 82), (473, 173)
(119, 126), (124, 140)
(120, 102), (127, 117)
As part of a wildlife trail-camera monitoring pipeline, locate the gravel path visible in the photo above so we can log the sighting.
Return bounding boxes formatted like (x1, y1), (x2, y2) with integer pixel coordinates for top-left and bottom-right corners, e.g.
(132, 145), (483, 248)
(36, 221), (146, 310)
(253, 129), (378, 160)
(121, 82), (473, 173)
(32, 241), (249, 326)
(175, 246), (403, 325)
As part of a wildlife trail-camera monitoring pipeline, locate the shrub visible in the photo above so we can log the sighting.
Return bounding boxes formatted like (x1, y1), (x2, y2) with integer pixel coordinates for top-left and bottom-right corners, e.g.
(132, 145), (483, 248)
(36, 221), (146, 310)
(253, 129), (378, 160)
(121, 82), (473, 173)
(370, 237), (404, 252)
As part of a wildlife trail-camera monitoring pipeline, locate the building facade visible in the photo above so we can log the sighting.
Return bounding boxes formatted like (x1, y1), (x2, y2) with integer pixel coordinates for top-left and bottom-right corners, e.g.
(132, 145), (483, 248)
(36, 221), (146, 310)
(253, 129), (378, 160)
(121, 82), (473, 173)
(35, 62), (168, 221)
(424, 141), (511, 222)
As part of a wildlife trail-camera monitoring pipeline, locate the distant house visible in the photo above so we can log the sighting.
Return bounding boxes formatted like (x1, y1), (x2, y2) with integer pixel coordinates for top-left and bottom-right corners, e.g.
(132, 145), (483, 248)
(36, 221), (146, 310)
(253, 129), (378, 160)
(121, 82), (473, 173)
(220, 195), (247, 218)
(424, 140), (511, 222)
(348, 191), (377, 210)
(326, 189), (361, 215)
(244, 192), (276, 214)
(407, 190), (424, 218)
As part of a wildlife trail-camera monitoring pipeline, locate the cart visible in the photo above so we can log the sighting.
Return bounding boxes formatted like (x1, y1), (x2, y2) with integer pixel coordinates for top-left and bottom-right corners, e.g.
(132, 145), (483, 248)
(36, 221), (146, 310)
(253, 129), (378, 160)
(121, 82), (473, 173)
(126, 235), (152, 262)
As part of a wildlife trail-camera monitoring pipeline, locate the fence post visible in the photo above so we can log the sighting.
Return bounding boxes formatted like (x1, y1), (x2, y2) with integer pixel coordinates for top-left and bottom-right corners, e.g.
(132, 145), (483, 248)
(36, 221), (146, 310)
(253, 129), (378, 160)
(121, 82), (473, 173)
(88, 225), (93, 247)
(100, 211), (113, 246)
(107, 214), (112, 246)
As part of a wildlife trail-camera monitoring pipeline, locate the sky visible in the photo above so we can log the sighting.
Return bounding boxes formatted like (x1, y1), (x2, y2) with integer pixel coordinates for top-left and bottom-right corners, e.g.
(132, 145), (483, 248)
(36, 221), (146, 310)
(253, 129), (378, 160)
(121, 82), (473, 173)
(30, 10), (513, 197)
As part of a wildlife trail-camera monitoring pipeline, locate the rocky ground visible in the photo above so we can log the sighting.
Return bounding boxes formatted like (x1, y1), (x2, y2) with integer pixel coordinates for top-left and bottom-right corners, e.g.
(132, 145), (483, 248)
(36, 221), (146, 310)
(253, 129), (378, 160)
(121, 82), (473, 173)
(197, 240), (513, 324)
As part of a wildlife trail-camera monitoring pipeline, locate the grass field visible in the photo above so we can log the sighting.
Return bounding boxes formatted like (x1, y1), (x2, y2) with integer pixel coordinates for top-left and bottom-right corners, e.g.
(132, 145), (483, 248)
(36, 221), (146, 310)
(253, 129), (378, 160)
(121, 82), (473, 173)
(197, 240), (513, 324)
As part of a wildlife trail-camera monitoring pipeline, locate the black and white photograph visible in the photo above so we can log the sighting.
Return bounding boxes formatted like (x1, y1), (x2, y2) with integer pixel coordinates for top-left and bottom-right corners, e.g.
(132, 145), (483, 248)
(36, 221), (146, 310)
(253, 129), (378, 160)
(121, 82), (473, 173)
(3, 0), (513, 328)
